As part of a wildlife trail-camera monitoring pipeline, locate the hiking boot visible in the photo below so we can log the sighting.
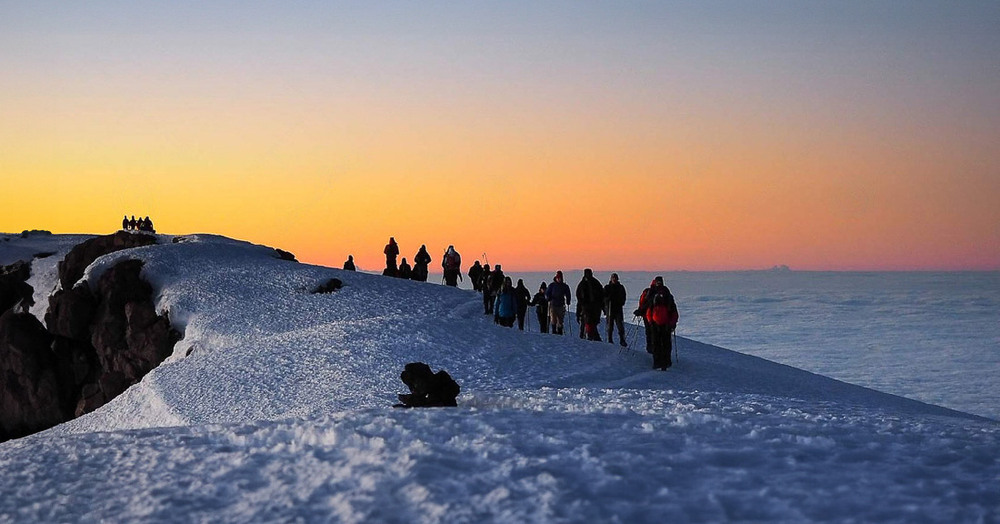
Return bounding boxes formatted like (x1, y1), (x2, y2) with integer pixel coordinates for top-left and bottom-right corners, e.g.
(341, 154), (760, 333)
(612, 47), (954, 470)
(619, 340), (627, 347)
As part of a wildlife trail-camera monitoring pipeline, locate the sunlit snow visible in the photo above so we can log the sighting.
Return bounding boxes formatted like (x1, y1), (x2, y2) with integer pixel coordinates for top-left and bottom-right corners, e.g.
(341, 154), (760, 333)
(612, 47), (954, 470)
(1, 233), (997, 522)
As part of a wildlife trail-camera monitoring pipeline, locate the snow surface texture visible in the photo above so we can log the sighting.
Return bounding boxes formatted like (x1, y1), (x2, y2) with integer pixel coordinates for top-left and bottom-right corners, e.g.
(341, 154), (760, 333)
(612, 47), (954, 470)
(1, 234), (998, 522)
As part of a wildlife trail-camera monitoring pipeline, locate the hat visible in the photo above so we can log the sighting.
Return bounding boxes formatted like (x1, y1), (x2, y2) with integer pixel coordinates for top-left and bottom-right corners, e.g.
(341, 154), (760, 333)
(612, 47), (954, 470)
(555, 271), (563, 281)
(584, 268), (593, 277)
(655, 276), (664, 284)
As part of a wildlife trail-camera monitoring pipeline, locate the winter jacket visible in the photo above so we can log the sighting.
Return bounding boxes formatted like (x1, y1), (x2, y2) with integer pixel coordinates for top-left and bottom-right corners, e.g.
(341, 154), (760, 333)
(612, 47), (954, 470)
(494, 289), (518, 319)
(468, 263), (483, 285)
(604, 282), (627, 312)
(545, 281), (572, 306)
(414, 249), (431, 267)
(442, 249), (461, 271)
(576, 276), (604, 317)
(635, 279), (658, 317)
(488, 269), (505, 295)
(515, 284), (531, 312)
(531, 291), (548, 312)
(646, 286), (679, 327)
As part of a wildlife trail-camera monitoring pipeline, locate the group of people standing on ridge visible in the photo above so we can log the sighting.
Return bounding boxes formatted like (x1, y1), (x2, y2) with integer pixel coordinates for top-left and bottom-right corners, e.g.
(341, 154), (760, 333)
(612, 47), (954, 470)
(346, 239), (680, 370)
(343, 238), (463, 287)
(121, 215), (155, 233)
(471, 264), (679, 370)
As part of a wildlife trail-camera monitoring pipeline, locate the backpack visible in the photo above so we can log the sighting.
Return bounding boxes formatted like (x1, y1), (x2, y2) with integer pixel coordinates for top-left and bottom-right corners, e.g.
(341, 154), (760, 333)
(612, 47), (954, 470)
(444, 252), (460, 270)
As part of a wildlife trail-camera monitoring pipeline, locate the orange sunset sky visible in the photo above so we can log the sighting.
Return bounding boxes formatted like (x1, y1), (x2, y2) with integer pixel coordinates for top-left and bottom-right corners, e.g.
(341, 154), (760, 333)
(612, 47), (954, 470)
(2, 2), (998, 271)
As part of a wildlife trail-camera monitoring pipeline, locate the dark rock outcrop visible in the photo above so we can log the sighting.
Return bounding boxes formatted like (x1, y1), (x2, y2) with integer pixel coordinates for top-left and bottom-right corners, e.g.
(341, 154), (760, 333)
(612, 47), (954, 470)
(46, 259), (181, 416)
(58, 231), (156, 290)
(0, 261), (34, 313)
(0, 310), (63, 441)
(394, 362), (460, 408)
(1, 232), (181, 441)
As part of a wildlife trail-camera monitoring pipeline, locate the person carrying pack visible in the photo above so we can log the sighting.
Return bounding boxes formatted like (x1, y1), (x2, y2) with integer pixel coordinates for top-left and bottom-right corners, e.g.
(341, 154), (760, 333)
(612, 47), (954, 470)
(494, 277), (517, 327)
(634, 278), (658, 354)
(413, 245), (431, 282)
(343, 255), (356, 271)
(468, 261), (484, 292)
(442, 246), (462, 286)
(531, 282), (549, 333)
(644, 276), (679, 370)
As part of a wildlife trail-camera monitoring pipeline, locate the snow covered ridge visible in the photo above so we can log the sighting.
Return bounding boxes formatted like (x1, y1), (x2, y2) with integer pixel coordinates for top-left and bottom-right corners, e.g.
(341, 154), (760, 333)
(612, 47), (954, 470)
(1, 233), (998, 522)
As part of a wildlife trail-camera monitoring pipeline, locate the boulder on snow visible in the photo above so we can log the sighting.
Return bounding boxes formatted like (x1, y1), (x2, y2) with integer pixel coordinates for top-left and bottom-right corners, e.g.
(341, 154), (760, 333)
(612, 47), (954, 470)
(312, 278), (343, 294)
(57, 231), (157, 290)
(394, 362), (460, 408)
(274, 248), (297, 262)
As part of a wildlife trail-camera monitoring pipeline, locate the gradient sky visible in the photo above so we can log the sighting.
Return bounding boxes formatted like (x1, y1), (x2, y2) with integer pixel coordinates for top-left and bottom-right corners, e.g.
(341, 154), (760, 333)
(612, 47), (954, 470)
(2, 1), (998, 271)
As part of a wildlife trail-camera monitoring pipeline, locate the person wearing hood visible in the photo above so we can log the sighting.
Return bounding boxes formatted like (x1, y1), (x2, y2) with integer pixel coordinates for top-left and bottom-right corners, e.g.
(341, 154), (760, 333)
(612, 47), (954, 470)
(544, 271), (572, 335)
(413, 245), (431, 282)
(343, 255), (356, 271)
(442, 245), (462, 286)
(576, 268), (604, 341)
(642, 276), (679, 370)
(384, 237), (400, 275)
(468, 261), (484, 292)
(514, 279), (532, 331)
(398, 258), (413, 280)
(494, 277), (517, 328)
(530, 282), (549, 333)
(635, 277), (658, 354)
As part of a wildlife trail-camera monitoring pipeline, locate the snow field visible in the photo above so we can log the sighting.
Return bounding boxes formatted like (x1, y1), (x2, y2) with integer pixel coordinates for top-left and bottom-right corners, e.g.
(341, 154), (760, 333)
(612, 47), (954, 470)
(0, 233), (996, 522)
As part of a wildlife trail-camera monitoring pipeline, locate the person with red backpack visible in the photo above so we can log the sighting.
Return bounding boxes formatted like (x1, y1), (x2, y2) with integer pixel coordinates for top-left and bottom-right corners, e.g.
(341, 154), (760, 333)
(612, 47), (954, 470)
(442, 246), (462, 287)
(634, 278), (658, 354)
(642, 276), (679, 370)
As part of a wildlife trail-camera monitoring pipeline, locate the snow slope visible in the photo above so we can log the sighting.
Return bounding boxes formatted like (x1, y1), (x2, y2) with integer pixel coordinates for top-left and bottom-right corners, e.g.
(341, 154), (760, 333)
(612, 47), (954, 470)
(1, 234), (997, 522)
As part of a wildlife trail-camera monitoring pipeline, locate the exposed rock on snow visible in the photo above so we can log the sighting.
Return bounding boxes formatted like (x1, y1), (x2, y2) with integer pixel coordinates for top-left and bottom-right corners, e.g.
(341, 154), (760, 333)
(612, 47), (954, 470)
(1, 233), (182, 441)
(47, 259), (181, 417)
(0, 310), (62, 440)
(57, 231), (156, 290)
